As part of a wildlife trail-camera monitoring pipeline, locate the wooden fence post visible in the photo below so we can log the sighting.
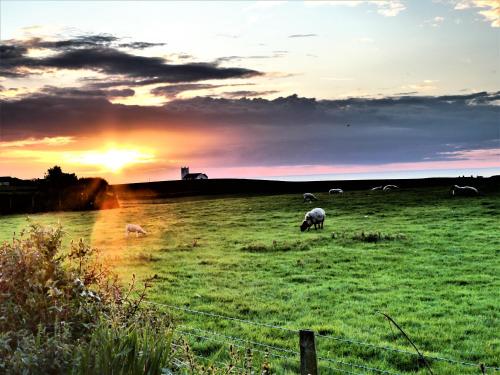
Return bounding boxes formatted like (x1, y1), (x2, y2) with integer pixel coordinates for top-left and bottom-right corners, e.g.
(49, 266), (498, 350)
(299, 330), (318, 375)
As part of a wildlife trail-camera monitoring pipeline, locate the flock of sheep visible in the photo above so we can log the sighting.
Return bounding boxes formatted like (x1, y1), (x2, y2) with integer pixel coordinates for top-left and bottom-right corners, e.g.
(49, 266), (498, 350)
(124, 184), (480, 236)
(299, 184), (479, 232)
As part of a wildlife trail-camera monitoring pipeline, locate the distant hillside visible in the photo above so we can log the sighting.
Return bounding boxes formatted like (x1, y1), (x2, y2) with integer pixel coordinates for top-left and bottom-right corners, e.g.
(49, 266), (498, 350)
(113, 175), (500, 200)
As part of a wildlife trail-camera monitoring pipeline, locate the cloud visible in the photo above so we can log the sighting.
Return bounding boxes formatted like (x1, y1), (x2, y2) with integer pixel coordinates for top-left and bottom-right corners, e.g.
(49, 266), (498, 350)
(375, 1), (406, 17)
(288, 34), (318, 38)
(37, 86), (135, 99)
(0, 136), (75, 148)
(150, 83), (224, 99)
(304, 1), (406, 17)
(214, 51), (288, 64)
(422, 16), (445, 27)
(454, 0), (499, 27)
(0, 35), (262, 82)
(221, 90), (280, 98)
(1, 91), (498, 168)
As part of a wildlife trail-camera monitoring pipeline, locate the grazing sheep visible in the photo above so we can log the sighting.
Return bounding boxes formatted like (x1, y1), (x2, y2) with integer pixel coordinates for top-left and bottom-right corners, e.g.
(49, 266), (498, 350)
(303, 193), (318, 202)
(300, 208), (326, 232)
(450, 185), (479, 197)
(383, 184), (399, 192)
(329, 188), (343, 194)
(371, 186), (383, 191)
(125, 223), (147, 237)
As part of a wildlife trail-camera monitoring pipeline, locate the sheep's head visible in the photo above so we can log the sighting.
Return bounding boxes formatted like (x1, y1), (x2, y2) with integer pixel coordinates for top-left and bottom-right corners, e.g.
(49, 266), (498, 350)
(300, 220), (311, 232)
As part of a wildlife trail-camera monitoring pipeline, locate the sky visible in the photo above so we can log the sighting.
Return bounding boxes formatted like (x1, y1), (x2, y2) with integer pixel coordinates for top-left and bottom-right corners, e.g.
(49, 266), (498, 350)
(0, 0), (499, 183)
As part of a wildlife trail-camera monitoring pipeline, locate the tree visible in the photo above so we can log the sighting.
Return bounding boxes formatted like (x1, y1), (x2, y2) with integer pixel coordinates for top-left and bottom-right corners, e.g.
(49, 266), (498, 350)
(44, 166), (78, 187)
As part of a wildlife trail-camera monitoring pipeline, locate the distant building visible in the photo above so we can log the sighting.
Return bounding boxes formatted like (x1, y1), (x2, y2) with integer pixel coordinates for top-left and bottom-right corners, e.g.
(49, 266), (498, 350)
(181, 167), (208, 180)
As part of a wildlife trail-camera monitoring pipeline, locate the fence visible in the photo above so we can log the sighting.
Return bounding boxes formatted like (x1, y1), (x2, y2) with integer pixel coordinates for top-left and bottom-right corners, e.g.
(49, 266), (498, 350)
(143, 300), (499, 374)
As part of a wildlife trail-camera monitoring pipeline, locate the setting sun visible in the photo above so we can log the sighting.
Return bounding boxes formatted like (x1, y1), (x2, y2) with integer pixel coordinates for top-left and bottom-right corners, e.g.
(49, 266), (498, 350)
(66, 149), (155, 173)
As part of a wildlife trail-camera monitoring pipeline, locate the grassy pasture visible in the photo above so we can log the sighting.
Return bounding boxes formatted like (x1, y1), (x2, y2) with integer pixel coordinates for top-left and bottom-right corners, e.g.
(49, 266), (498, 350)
(1, 187), (499, 374)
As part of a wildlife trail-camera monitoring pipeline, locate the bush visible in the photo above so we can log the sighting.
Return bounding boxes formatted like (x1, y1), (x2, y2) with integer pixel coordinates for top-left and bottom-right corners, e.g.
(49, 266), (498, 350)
(0, 221), (174, 374)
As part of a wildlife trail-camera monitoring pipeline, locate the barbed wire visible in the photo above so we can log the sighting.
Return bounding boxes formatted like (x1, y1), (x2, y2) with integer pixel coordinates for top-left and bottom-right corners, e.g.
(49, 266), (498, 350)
(144, 300), (298, 333)
(176, 329), (400, 375)
(146, 300), (500, 371)
(171, 343), (247, 371)
(316, 333), (500, 370)
(178, 324), (299, 356)
(175, 329), (299, 362)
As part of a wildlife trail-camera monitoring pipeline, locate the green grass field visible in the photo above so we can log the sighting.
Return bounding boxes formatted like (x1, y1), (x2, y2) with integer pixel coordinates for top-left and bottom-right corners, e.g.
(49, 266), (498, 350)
(1, 187), (499, 374)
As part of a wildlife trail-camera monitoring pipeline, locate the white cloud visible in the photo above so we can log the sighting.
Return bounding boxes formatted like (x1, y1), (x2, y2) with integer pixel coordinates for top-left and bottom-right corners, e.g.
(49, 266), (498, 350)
(303, 0), (406, 16)
(422, 15), (445, 27)
(454, 0), (499, 27)
(375, 1), (406, 17)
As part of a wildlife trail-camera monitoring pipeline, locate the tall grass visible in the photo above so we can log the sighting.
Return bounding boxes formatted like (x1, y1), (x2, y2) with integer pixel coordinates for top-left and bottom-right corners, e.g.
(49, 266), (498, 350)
(73, 321), (173, 375)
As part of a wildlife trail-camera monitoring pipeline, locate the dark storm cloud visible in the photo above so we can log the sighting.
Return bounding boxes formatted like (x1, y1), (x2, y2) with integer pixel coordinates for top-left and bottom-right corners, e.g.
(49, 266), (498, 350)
(5, 34), (162, 51)
(2, 92), (498, 167)
(0, 35), (261, 82)
(288, 34), (318, 38)
(118, 41), (166, 49)
(37, 86), (135, 99)
(150, 83), (224, 99)
(150, 83), (258, 99)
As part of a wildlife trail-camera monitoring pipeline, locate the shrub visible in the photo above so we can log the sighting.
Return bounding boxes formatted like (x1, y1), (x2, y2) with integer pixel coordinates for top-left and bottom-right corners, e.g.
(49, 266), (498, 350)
(0, 221), (174, 374)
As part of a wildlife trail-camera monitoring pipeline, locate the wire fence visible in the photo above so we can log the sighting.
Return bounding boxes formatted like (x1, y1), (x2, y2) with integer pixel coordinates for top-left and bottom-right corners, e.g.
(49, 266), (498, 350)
(144, 300), (500, 374)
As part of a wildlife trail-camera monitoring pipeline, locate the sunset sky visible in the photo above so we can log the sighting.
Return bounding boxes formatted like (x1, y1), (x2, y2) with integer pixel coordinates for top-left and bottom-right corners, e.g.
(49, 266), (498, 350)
(1, 0), (499, 183)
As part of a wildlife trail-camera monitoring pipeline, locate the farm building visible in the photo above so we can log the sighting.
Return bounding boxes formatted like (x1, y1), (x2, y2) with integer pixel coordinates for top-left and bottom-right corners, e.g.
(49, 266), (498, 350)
(181, 167), (208, 180)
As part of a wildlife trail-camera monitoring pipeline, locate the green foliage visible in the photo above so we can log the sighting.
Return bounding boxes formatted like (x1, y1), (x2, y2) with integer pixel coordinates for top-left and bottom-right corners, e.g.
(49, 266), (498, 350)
(0, 221), (177, 375)
(72, 319), (173, 375)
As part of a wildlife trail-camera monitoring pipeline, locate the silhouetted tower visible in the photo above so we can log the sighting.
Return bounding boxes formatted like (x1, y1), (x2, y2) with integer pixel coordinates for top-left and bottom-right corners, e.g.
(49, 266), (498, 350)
(181, 166), (189, 180)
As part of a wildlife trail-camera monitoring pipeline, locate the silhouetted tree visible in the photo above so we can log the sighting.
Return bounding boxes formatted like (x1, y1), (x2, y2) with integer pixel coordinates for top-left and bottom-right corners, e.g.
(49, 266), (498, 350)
(44, 166), (78, 188)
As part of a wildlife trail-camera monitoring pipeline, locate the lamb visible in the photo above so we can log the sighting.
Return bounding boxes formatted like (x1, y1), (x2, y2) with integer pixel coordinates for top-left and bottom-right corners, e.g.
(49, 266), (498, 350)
(329, 188), (343, 194)
(303, 193), (318, 202)
(383, 184), (399, 191)
(125, 223), (147, 237)
(300, 208), (326, 232)
(450, 185), (479, 197)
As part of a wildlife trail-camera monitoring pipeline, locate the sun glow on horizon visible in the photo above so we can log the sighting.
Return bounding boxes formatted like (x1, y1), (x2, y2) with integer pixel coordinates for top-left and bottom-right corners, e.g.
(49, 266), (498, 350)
(66, 148), (155, 173)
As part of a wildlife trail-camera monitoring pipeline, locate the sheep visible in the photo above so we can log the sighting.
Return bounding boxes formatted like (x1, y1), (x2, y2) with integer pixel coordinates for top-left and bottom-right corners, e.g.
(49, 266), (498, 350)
(125, 223), (147, 237)
(383, 184), (399, 192)
(371, 186), (383, 191)
(303, 193), (318, 202)
(450, 185), (479, 197)
(300, 208), (326, 232)
(329, 188), (343, 194)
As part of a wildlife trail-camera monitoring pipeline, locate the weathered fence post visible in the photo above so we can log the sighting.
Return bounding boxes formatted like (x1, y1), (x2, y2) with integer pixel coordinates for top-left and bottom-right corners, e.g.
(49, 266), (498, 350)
(299, 330), (318, 375)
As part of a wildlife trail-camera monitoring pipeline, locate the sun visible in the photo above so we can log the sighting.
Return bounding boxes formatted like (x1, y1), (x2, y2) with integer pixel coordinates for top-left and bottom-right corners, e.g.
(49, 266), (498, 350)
(67, 148), (155, 173)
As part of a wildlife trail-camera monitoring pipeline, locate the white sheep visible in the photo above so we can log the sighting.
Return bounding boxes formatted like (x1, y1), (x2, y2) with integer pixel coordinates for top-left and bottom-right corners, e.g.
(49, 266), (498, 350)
(371, 186), (383, 191)
(125, 223), (147, 237)
(329, 188), (343, 194)
(300, 208), (326, 232)
(303, 193), (318, 202)
(450, 185), (479, 197)
(383, 184), (399, 192)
